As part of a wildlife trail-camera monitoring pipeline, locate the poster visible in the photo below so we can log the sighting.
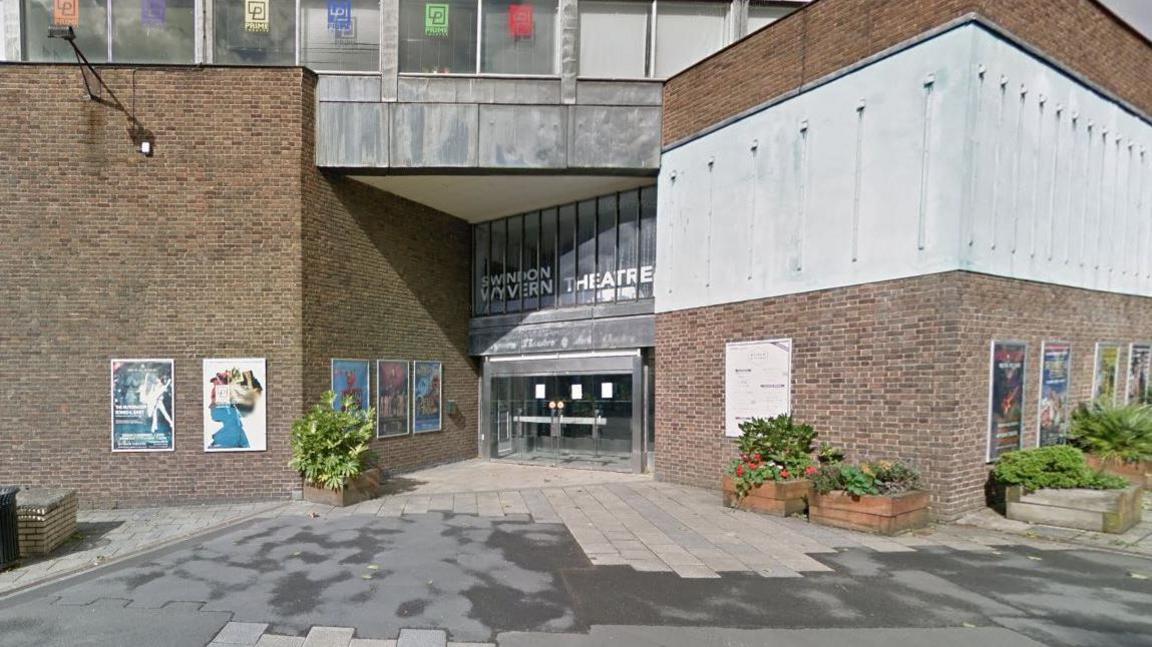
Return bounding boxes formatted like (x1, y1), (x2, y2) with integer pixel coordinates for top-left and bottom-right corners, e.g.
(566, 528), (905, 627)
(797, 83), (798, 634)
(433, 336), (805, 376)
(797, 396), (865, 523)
(1093, 342), (1121, 404)
(377, 360), (410, 438)
(1037, 342), (1070, 447)
(508, 3), (534, 38)
(53, 0), (79, 27)
(1127, 343), (1151, 405)
(331, 359), (370, 412)
(987, 341), (1026, 461)
(111, 359), (174, 452)
(412, 361), (442, 433)
(725, 338), (792, 438)
(203, 358), (267, 452)
(141, 0), (166, 28)
(245, 0), (269, 32)
(327, 0), (352, 33)
(424, 3), (448, 36)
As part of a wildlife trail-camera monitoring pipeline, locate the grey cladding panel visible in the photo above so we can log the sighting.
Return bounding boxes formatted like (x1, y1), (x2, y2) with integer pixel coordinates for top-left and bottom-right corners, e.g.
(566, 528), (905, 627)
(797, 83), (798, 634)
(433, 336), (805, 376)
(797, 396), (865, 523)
(569, 106), (661, 169)
(471, 314), (655, 355)
(317, 75), (382, 101)
(391, 103), (479, 167)
(478, 105), (567, 169)
(316, 102), (389, 167)
(576, 81), (663, 106)
(397, 77), (561, 104)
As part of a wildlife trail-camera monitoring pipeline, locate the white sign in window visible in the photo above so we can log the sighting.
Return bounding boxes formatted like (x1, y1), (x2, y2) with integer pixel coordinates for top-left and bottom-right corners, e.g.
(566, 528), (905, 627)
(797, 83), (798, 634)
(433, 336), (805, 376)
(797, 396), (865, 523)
(724, 338), (792, 437)
(571, 384), (584, 399)
(534, 383), (547, 399)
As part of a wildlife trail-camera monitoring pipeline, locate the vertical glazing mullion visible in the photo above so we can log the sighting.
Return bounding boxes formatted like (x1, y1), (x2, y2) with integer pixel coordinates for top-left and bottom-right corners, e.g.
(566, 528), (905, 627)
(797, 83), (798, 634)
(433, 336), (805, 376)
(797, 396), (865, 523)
(648, 0), (657, 78)
(295, 0), (302, 66)
(615, 191), (622, 302)
(107, 0), (114, 61)
(553, 207), (560, 310)
(475, 0), (483, 73)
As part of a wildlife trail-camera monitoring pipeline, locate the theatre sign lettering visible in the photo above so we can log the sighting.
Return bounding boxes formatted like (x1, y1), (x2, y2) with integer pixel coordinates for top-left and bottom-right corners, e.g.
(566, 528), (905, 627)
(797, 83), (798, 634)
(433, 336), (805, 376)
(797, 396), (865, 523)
(480, 265), (655, 303)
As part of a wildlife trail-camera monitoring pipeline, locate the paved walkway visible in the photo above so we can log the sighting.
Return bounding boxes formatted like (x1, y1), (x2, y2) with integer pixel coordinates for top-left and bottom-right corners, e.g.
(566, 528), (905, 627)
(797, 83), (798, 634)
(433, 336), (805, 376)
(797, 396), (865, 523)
(0, 501), (283, 595)
(379, 459), (648, 496)
(957, 496), (1152, 556)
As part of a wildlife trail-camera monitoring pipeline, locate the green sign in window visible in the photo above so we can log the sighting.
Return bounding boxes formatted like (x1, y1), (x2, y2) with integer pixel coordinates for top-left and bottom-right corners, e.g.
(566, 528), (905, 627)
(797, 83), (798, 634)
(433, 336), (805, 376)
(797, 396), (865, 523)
(425, 3), (449, 37)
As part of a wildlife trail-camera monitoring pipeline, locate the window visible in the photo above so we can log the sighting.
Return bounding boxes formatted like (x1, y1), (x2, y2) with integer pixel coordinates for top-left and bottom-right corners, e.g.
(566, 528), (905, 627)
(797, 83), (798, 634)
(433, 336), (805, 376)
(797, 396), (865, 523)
(748, 3), (791, 33)
(21, 0), (109, 62)
(398, 0), (478, 74)
(577, 0), (649, 79)
(300, 0), (381, 71)
(214, 0), (297, 65)
(111, 0), (195, 63)
(654, 1), (728, 77)
(480, 0), (557, 74)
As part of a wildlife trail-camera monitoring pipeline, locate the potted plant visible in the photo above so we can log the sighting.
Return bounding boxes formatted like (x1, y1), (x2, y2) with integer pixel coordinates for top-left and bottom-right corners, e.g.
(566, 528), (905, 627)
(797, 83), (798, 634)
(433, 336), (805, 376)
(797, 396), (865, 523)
(993, 445), (1141, 533)
(808, 458), (929, 535)
(1069, 401), (1152, 488)
(722, 415), (818, 516)
(290, 391), (380, 507)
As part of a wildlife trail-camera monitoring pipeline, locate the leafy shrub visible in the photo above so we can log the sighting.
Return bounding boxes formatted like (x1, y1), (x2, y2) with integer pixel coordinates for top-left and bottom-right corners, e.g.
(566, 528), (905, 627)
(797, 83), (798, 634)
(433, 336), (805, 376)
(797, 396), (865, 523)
(1069, 402), (1152, 464)
(811, 459), (921, 496)
(992, 445), (1128, 492)
(866, 460), (922, 495)
(290, 391), (377, 490)
(726, 415), (817, 498)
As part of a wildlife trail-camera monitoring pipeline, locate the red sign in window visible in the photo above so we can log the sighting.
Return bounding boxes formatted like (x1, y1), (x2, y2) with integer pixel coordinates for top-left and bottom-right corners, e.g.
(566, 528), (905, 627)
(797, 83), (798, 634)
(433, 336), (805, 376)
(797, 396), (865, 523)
(508, 4), (534, 38)
(53, 0), (79, 26)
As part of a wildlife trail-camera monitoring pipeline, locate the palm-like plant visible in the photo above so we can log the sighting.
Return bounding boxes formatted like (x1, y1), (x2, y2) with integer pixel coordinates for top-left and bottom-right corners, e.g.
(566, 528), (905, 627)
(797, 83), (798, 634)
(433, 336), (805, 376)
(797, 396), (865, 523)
(1069, 401), (1152, 465)
(290, 391), (377, 490)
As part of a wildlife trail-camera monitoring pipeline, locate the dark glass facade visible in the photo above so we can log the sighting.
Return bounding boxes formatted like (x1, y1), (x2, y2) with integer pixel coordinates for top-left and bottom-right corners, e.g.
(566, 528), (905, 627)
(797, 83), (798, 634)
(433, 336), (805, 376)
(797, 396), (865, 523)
(472, 186), (656, 316)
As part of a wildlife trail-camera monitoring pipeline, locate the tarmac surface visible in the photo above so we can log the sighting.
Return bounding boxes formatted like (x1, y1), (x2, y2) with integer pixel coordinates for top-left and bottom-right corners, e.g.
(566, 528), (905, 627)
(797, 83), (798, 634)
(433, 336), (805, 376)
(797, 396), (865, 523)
(0, 509), (1149, 647)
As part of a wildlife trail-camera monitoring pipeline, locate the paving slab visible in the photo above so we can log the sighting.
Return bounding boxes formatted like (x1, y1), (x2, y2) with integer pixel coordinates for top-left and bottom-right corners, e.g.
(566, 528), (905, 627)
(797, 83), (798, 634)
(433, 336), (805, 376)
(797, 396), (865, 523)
(396, 628), (447, 647)
(214, 622), (270, 645)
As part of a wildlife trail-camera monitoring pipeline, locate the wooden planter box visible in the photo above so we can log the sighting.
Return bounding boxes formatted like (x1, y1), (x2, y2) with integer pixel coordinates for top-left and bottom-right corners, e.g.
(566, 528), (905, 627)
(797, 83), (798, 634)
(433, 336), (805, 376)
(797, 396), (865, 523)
(302, 470), (381, 507)
(1086, 455), (1152, 489)
(1005, 484), (1143, 534)
(17, 489), (78, 557)
(809, 490), (930, 535)
(722, 476), (811, 517)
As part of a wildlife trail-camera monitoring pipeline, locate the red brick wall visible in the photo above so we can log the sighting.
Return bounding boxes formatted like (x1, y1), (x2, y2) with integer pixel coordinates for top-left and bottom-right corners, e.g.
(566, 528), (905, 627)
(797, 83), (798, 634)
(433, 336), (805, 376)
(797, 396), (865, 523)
(664, 0), (1152, 145)
(655, 271), (1152, 520)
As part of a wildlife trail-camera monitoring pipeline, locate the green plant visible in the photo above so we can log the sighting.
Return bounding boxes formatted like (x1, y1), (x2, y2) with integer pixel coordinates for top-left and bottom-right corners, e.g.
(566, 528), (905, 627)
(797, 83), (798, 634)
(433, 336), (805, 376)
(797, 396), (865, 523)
(865, 460), (922, 495)
(1069, 401), (1152, 464)
(816, 442), (846, 465)
(811, 460), (921, 496)
(290, 391), (377, 490)
(992, 445), (1128, 492)
(726, 415), (818, 498)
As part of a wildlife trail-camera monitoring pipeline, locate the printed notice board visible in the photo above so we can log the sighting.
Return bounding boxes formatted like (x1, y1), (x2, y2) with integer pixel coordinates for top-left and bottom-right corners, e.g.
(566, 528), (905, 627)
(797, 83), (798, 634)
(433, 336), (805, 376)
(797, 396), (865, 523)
(724, 338), (792, 438)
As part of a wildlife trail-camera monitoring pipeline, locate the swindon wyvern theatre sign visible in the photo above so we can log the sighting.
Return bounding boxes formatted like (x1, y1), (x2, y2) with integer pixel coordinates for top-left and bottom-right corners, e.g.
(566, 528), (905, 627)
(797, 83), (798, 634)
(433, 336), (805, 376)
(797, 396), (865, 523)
(480, 265), (655, 303)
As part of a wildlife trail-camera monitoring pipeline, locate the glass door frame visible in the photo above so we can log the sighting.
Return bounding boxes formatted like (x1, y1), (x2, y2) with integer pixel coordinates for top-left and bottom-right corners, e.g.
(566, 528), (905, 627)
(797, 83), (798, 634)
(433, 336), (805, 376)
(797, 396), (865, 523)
(479, 350), (647, 473)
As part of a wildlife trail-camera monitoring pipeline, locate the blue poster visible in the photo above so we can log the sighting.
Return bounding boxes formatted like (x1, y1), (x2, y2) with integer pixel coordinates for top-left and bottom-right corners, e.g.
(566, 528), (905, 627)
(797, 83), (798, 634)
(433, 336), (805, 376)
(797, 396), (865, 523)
(141, 0), (166, 28)
(327, 0), (353, 33)
(111, 359), (174, 451)
(1038, 342), (1070, 447)
(203, 358), (267, 452)
(332, 359), (371, 412)
(413, 361), (442, 433)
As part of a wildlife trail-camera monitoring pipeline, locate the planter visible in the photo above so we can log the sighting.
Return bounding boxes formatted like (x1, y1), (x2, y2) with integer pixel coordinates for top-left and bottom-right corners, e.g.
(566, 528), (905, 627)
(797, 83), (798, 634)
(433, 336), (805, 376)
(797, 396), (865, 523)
(1004, 484), (1143, 534)
(1085, 455), (1152, 489)
(809, 490), (930, 535)
(16, 489), (78, 557)
(302, 470), (381, 507)
(722, 476), (811, 517)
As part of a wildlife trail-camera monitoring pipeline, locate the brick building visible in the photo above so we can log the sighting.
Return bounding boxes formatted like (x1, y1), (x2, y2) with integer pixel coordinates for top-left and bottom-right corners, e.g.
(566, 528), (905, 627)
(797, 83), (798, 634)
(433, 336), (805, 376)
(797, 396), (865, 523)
(0, 0), (1149, 520)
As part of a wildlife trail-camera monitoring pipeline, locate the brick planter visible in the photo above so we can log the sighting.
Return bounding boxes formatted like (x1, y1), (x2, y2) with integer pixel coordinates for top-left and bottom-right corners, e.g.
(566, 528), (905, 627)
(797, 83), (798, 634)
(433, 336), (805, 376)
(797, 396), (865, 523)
(17, 489), (78, 557)
(722, 476), (811, 517)
(1085, 455), (1151, 489)
(302, 470), (381, 507)
(1005, 484), (1143, 534)
(809, 490), (930, 535)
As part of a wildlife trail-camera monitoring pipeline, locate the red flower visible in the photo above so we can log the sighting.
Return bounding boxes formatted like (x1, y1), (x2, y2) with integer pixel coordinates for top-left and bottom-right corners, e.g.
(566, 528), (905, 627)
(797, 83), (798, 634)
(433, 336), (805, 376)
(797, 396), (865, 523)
(780, 469), (791, 479)
(736, 465), (745, 477)
(805, 466), (818, 476)
(752, 453), (762, 463)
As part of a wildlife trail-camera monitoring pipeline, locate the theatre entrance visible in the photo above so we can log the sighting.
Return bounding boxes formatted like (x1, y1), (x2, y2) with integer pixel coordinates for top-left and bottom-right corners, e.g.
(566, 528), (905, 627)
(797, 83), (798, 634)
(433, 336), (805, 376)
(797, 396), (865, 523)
(480, 351), (652, 473)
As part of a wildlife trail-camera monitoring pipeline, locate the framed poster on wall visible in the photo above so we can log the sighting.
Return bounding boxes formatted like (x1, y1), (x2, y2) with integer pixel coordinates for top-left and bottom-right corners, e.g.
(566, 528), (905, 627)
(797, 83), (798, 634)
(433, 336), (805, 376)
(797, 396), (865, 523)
(203, 358), (267, 452)
(110, 359), (175, 452)
(331, 358), (371, 411)
(377, 360), (411, 438)
(987, 341), (1026, 462)
(1126, 343), (1151, 405)
(412, 360), (442, 433)
(1037, 342), (1070, 447)
(1092, 342), (1122, 404)
(724, 338), (792, 438)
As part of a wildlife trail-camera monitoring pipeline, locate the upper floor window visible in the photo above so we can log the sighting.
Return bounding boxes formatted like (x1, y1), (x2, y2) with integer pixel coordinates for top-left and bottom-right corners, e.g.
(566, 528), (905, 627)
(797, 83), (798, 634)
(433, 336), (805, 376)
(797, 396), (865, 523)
(213, 0), (297, 65)
(300, 0), (382, 72)
(21, 0), (194, 63)
(398, 0), (558, 75)
(748, 2), (791, 33)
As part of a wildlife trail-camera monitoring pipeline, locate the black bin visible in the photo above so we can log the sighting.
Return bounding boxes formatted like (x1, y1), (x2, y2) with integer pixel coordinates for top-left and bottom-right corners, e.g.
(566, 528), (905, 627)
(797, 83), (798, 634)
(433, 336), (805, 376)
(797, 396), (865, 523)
(0, 486), (19, 569)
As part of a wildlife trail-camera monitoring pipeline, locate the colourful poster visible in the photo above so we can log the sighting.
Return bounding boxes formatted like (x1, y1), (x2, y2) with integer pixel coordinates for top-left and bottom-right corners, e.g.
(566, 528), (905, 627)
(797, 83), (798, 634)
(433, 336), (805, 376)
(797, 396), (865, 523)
(1037, 342), (1070, 447)
(327, 0), (352, 33)
(425, 3), (449, 37)
(53, 0), (79, 27)
(508, 4), (534, 38)
(331, 359), (371, 412)
(377, 360), (410, 438)
(1127, 343), (1152, 405)
(245, 0), (270, 33)
(412, 360), (442, 433)
(203, 358), (267, 452)
(1093, 342), (1121, 404)
(988, 341), (1026, 461)
(141, 0), (166, 28)
(111, 359), (174, 452)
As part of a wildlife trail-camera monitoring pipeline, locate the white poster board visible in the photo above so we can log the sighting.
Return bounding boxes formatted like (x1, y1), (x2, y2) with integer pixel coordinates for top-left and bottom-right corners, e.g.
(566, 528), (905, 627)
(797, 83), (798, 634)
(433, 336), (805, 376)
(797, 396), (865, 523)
(725, 338), (792, 437)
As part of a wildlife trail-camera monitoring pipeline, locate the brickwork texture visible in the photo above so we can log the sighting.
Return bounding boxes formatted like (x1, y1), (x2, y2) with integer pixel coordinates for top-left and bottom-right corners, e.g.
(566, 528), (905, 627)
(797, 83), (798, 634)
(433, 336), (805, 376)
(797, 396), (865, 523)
(655, 271), (1152, 520)
(0, 65), (477, 507)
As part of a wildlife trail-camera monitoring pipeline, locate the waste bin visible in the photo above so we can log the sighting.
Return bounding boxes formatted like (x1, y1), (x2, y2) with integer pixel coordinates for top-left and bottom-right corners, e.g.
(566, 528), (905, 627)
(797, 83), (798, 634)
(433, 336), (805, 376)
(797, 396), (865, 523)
(0, 487), (19, 569)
